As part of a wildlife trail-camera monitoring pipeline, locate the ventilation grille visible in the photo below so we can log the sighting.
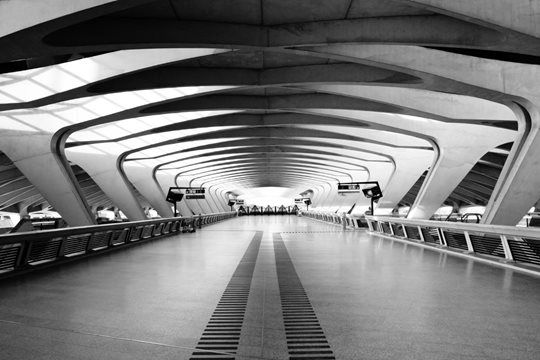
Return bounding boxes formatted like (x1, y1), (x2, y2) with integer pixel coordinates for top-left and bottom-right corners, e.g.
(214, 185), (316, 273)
(152, 223), (164, 236)
(163, 222), (171, 234)
(89, 232), (111, 250)
(28, 238), (62, 264)
(421, 228), (440, 244)
(381, 222), (392, 234)
(0, 244), (21, 272)
(190, 232), (262, 360)
(469, 232), (505, 258)
(111, 229), (128, 245)
(64, 234), (91, 256)
(508, 238), (540, 265)
(443, 231), (468, 250)
(142, 225), (154, 239)
(274, 234), (335, 360)
(404, 226), (421, 240)
(129, 227), (143, 241)
(392, 224), (405, 237)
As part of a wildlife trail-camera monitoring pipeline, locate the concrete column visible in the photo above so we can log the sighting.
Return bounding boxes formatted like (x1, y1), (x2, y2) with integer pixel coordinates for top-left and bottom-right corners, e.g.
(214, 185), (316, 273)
(0, 131), (94, 226)
(482, 102), (540, 225)
(65, 146), (146, 221)
(123, 162), (174, 218)
(208, 185), (228, 212)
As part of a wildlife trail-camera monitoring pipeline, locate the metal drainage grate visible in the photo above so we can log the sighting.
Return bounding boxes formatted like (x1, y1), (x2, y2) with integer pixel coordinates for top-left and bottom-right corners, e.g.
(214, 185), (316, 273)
(190, 231), (262, 360)
(274, 233), (336, 360)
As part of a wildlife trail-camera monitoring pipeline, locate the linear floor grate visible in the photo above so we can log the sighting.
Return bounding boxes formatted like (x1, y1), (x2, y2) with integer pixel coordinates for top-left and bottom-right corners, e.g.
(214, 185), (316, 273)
(190, 231), (262, 360)
(274, 233), (336, 360)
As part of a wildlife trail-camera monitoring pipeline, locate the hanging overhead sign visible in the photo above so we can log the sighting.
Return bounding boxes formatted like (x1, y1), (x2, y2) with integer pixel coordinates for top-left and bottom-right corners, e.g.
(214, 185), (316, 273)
(166, 187), (184, 203)
(167, 187), (206, 200)
(185, 188), (205, 199)
(338, 181), (381, 195)
(337, 183), (362, 193)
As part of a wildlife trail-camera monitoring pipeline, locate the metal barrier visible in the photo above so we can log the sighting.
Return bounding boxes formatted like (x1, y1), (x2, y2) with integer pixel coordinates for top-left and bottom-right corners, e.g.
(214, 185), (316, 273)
(303, 211), (540, 274)
(0, 212), (236, 279)
(365, 215), (540, 272)
(302, 211), (369, 228)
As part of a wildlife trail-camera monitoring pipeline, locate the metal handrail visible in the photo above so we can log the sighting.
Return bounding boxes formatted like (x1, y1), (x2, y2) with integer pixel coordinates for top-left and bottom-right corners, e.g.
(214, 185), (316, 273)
(0, 212), (236, 279)
(302, 210), (540, 274)
(366, 215), (540, 273)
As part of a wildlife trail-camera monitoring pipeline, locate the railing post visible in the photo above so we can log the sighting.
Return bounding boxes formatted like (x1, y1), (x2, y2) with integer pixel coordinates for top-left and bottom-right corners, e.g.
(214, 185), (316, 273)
(437, 228), (447, 246)
(418, 226), (425, 242)
(500, 235), (514, 261)
(464, 231), (475, 252)
(367, 219), (374, 232)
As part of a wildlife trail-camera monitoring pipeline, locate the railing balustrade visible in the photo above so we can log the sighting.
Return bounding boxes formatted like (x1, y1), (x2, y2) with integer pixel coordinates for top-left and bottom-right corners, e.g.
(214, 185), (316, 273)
(0, 212), (236, 279)
(303, 210), (540, 273)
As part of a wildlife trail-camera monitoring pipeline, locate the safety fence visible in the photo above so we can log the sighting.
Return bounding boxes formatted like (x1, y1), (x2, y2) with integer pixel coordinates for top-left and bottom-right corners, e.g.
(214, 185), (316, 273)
(365, 215), (540, 270)
(0, 212), (236, 279)
(302, 211), (369, 228)
(303, 211), (540, 273)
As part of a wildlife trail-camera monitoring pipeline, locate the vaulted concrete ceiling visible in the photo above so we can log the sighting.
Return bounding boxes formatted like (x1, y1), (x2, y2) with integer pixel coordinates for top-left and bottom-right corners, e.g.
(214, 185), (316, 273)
(0, 0), (538, 226)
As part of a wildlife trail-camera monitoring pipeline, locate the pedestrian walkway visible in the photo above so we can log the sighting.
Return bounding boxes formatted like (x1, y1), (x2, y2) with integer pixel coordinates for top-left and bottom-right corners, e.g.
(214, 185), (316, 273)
(0, 216), (539, 359)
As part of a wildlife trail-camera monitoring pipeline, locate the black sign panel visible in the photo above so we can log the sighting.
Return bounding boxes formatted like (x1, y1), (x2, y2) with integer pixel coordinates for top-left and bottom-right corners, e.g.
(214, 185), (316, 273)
(185, 188), (205, 195)
(337, 182), (383, 201)
(166, 187), (206, 201)
(186, 194), (205, 199)
(166, 188), (184, 203)
(337, 183), (361, 193)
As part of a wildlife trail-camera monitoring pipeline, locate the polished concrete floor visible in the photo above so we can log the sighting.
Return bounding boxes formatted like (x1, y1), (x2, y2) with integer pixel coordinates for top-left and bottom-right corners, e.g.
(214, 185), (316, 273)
(1, 216), (540, 359)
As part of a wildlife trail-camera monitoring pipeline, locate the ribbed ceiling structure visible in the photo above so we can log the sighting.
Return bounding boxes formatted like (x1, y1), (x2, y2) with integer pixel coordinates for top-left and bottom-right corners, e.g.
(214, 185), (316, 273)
(1, 0), (539, 226)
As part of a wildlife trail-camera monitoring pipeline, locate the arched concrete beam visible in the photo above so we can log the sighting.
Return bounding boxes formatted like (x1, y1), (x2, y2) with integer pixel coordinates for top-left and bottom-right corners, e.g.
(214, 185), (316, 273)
(74, 112), (425, 147)
(0, 0), (116, 38)
(146, 141), (396, 212)
(303, 44), (539, 224)
(123, 136), (392, 216)
(137, 94), (441, 119)
(304, 108), (515, 219)
(117, 125), (430, 163)
(85, 64), (420, 94)
(164, 153), (374, 175)
(176, 162), (361, 183)
(402, 0), (540, 38)
(300, 84), (516, 123)
(26, 15), (540, 59)
(135, 146), (391, 167)
(132, 138), (392, 162)
(127, 142), (392, 215)
(143, 135), (428, 212)
(182, 168), (346, 187)
(0, 48), (229, 108)
(111, 123), (413, 214)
